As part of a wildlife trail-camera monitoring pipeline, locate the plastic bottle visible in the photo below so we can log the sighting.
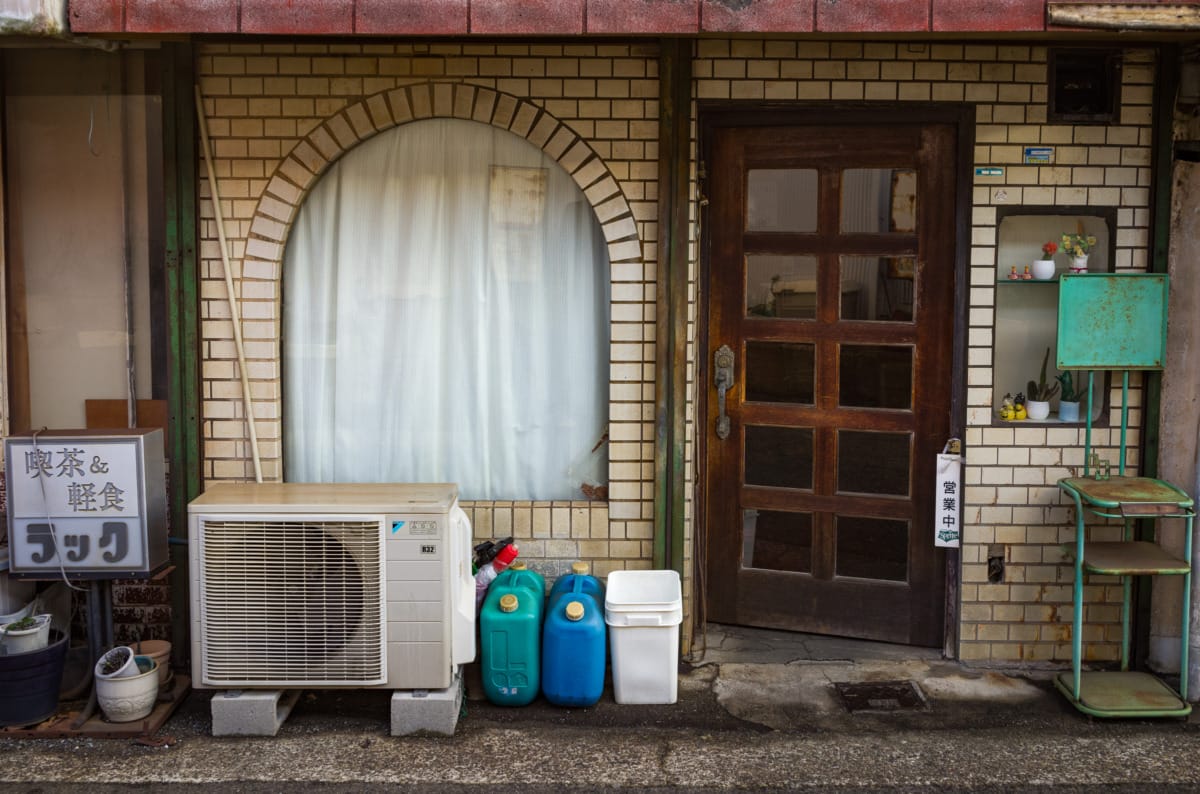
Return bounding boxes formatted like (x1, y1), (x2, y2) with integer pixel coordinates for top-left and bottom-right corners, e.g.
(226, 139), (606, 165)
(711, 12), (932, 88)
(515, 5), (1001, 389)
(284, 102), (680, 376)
(475, 543), (518, 611)
(547, 561), (603, 608)
(541, 577), (606, 707)
(480, 589), (540, 706)
(495, 561), (547, 618)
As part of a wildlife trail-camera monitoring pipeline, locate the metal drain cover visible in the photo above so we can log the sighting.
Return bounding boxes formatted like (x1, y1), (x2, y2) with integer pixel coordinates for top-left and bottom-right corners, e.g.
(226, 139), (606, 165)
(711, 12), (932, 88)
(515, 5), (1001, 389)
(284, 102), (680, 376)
(834, 680), (927, 712)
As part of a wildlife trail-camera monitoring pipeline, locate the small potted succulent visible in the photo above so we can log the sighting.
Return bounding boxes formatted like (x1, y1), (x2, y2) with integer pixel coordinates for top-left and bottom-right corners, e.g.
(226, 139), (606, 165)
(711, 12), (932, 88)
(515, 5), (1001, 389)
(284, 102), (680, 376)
(1056, 371), (1084, 423)
(0, 613), (51, 655)
(95, 646), (138, 679)
(1025, 348), (1060, 421)
(1032, 240), (1057, 280)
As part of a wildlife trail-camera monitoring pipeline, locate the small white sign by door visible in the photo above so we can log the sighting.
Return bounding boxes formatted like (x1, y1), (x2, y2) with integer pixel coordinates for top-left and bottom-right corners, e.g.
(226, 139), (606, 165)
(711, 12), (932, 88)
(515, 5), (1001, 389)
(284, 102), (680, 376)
(935, 440), (962, 548)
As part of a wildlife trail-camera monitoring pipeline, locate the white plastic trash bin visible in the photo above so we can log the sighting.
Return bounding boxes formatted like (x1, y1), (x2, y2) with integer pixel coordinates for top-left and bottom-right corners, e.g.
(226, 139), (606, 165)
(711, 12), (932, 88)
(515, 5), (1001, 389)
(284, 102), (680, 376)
(604, 569), (682, 704)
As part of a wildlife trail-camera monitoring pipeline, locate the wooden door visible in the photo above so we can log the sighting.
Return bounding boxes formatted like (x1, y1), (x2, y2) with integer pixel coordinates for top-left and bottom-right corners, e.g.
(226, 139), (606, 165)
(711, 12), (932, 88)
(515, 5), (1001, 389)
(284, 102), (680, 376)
(702, 114), (959, 646)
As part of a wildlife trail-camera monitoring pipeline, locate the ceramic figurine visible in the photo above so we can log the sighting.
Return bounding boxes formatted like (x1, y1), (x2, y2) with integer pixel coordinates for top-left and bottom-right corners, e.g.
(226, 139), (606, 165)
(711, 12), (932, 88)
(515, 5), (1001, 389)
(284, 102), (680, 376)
(1013, 391), (1027, 420)
(1008, 266), (1019, 281)
(999, 393), (1015, 421)
(1021, 265), (1032, 280)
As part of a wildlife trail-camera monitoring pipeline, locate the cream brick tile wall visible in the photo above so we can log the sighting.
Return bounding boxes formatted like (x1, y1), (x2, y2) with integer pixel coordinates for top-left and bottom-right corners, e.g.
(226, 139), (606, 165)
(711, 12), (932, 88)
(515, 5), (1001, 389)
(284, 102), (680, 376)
(194, 42), (664, 604)
(198, 38), (1157, 665)
(694, 41), (1156, 664)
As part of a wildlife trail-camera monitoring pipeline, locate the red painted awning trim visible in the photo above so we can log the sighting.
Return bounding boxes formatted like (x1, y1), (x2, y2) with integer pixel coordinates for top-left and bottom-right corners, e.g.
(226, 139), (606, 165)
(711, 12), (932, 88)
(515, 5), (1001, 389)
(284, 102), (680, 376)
(65, 0), (1037, 36)
(66, 0), (1200, 36)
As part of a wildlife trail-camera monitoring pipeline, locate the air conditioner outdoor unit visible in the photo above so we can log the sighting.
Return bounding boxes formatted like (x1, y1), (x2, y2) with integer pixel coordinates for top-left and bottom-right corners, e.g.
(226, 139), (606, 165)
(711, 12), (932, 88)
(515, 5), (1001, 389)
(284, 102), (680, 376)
(188, 482), (475, 690)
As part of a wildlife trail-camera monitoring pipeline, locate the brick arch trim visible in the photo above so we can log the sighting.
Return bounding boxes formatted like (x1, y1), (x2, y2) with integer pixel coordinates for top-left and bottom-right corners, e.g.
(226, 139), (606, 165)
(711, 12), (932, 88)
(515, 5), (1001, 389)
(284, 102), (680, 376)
(242, 82), (643, 278)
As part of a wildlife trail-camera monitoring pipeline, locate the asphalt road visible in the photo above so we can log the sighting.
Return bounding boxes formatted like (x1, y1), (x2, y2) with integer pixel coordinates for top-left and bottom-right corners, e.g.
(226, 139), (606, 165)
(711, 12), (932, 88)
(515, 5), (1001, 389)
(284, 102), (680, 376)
(3, 664), (1200, 791)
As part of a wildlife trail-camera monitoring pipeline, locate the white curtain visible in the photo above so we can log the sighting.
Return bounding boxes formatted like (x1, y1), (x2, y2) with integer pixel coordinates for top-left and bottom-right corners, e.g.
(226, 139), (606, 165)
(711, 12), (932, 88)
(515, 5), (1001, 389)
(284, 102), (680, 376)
(283, 118), (610, 500)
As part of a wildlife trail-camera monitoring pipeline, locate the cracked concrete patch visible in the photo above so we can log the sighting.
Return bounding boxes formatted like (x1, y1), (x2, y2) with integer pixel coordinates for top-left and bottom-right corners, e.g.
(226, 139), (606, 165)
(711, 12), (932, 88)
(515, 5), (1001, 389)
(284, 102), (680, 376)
(713, 662), (849, 729)
(712, 659), (1056, 731)
(919, 670), (1046, 702)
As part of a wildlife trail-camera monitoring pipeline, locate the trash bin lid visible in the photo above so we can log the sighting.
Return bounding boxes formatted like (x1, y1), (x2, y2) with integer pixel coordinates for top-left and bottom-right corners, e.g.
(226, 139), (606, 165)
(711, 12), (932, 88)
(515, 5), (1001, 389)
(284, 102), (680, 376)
(604, 569), (681, 610)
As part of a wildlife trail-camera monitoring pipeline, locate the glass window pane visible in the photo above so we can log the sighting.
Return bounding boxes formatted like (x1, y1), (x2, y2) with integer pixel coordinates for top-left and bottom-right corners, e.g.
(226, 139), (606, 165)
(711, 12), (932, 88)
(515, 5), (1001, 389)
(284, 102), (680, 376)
(743, 509), (813, 573)
(745, 426), (814, 490)
(747, 169), (817, 232)
(746, 342), (815, 404)
(747, 255), (818, 318)
(840, 168), (916, 234)
(839, 345), (913, 410)
(840, 255), (916, 322)
(836, 515), (908, 581)
(837, 430), (910, 496)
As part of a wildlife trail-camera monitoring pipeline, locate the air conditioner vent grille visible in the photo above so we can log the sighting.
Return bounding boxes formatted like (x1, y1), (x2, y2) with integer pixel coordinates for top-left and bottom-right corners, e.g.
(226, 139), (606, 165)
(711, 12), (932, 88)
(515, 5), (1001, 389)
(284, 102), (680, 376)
(199, 518), (384, 685)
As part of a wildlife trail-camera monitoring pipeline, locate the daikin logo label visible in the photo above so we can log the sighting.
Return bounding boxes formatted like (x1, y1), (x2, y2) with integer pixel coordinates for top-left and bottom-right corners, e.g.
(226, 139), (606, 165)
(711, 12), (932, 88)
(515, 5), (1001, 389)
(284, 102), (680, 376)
(391, 521), (405, 534)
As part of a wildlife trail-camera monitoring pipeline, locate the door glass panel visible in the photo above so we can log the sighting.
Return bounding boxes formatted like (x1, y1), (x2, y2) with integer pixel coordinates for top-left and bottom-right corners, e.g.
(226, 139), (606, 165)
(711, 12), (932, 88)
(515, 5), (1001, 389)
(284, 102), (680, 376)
(840, 168), (917, 234)
(747, 255), (818, 318)
(747, 169), (817, 232)
(742, 509), (812, 572)
(839, 345), (913, 409)
(836, 515), (908, 581)
(745, 426), (814, 490)
(837, 430), (910, 496)
(840, 255), (916, 322)
(746, 342), (815, 404)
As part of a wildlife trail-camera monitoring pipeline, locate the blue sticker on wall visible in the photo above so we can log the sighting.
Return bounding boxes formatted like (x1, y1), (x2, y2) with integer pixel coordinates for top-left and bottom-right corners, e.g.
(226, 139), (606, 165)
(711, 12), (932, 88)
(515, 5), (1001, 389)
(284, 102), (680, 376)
(1023, 147), (1053, 164)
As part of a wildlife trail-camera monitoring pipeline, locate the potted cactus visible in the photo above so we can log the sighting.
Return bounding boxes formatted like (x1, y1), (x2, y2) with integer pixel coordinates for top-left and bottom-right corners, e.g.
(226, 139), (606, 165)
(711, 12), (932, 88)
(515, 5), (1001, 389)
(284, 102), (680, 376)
(1025, 348), (1060, 421)
(1056, 370), (1084, 423)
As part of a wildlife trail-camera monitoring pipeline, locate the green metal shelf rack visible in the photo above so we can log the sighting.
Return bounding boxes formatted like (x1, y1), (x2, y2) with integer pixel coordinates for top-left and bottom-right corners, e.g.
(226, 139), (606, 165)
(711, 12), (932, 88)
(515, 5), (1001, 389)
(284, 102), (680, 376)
(1053, 273), (1194, 718)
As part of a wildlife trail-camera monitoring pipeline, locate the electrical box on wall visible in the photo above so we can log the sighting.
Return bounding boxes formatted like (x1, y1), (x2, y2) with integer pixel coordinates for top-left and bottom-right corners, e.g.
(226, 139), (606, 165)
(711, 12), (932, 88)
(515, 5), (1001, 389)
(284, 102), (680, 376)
(4, 428), (168, 579)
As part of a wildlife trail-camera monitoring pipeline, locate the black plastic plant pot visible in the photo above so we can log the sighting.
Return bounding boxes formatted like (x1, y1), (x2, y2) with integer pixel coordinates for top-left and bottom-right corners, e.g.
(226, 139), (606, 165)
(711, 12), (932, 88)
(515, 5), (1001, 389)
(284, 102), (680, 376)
(0, 628), (68, 727)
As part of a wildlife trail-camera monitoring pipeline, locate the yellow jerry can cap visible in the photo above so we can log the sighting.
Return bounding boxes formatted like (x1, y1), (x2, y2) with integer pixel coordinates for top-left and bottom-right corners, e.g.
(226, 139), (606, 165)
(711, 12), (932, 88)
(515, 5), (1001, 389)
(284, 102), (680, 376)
(499, 594), (519, 613)
(571, 561), (590, 575)
(565, 601), (585, 621)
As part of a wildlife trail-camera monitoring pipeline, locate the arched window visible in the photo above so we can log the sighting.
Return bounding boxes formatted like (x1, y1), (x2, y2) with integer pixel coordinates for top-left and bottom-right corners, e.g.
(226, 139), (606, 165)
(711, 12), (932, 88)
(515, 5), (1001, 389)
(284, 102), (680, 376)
(283, 118), (610, 499)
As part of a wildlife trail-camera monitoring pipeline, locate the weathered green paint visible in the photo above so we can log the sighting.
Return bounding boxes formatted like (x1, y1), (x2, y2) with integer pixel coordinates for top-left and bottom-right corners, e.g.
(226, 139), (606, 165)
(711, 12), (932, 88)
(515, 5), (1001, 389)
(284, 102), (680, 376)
(1052, 671), (1191, 718)
(162, 43), (201, 661)
(1130, 46), (1179, 667)
(1058, 474), (1194, 716)
(1141, 45), (1178, 482)
(1055, 234), (1197, 716)
(1060, 476), (1194, 510)
(653, 39), (691, 577)
(1056, 273), (1169, 371)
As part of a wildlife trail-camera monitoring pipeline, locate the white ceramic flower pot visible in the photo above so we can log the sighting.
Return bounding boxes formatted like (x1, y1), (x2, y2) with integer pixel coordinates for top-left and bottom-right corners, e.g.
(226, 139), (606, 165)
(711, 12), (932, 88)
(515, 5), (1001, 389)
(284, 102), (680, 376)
(1031, 259), (1056, 280)
(1070, 255), (1089, 273)
(95, 646), (138, 679)
(96, 657), (158, 723)
(1026, 399), (1051, 421)
(0, 614), (51, 655)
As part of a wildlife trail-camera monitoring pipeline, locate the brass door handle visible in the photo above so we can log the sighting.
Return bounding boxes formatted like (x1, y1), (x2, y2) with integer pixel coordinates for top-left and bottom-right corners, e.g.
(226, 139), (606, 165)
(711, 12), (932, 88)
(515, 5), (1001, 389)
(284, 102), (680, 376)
(714, 345), (735, 440)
